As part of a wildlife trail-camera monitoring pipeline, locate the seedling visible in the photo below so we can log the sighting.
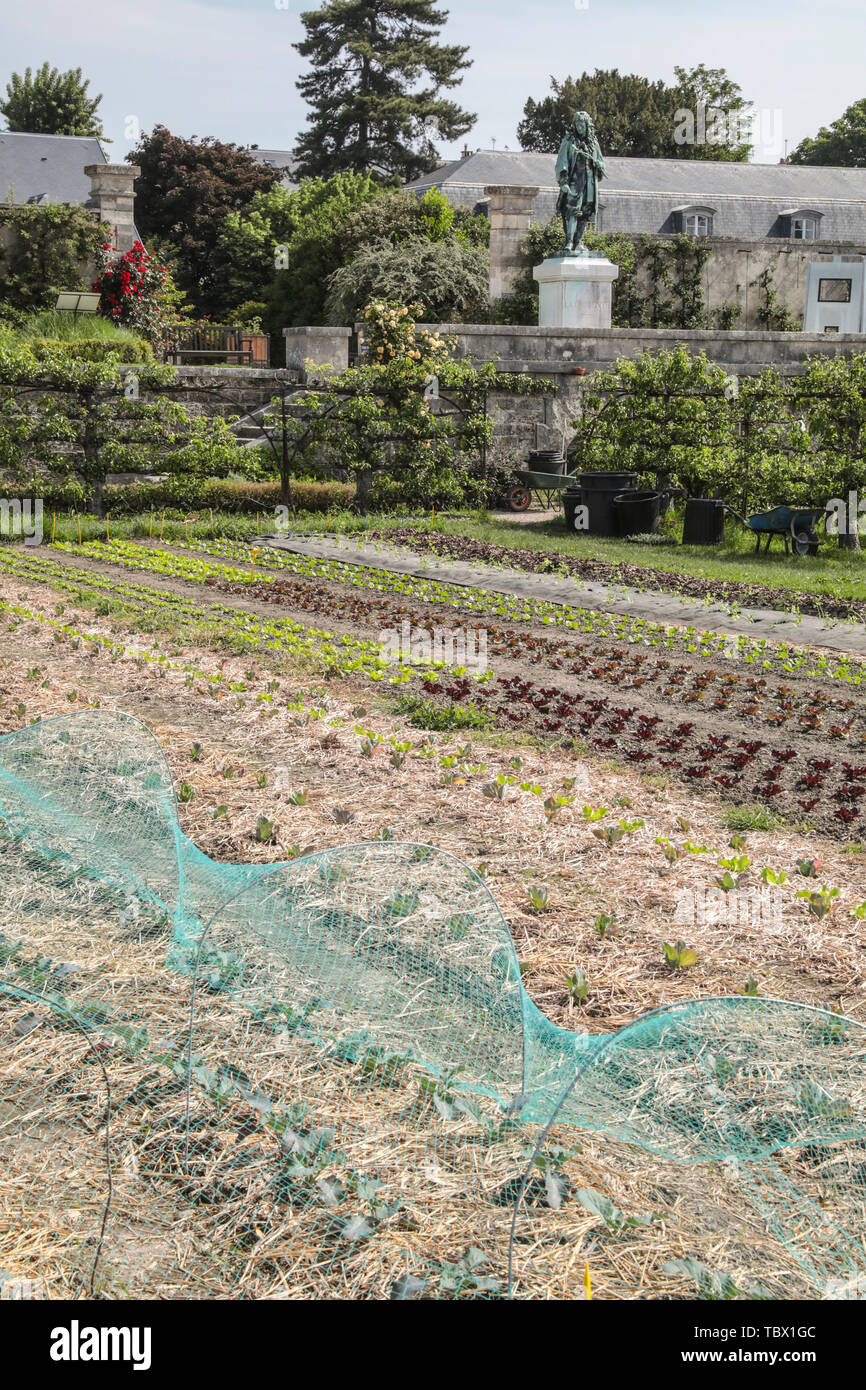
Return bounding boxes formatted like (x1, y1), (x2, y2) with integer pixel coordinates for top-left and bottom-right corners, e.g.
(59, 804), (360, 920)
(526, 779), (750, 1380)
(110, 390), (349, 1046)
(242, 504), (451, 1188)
(663, 940), (697, 970)
(592, 912), (616, 938)
(796, 885), (840, 919)
(178, 781), (194, 804)
(564, 968), (589, 1004)
(288, 788), (309, 806)
(255, 816), (277, 845)
(526, 885), (549, 913)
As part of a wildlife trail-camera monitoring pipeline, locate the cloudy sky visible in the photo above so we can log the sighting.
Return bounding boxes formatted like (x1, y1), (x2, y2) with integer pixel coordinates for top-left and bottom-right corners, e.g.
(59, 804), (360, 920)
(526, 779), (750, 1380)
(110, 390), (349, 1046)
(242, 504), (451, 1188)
(2, 0), (864, 166)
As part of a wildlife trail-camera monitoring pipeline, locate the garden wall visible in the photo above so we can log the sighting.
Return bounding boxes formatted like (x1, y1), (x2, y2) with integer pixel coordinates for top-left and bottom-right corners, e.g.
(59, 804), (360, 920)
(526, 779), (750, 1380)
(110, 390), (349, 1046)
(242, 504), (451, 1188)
(423, 324), (866, 377)
(120, 365), (299, 422)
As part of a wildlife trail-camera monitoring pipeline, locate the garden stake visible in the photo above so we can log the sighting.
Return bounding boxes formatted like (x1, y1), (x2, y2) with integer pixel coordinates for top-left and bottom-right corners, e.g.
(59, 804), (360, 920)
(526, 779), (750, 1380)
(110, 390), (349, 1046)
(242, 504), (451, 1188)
(106, 514), (110, 543)
(584, 1262), (591, 1300)
(77, 515), (82, 544)
(51, 513), (56, 543)
(149, 512), (153, 537)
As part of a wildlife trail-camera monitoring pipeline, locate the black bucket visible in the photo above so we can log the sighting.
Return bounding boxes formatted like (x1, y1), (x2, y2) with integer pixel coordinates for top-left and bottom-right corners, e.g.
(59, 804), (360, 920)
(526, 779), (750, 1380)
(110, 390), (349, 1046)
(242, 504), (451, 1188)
(563, 489), (587, 533)
(575, 471), (639, 537)
(527, 448), (567, 476)
(614, 490), (661, 536)
(682, 498), (725, 546)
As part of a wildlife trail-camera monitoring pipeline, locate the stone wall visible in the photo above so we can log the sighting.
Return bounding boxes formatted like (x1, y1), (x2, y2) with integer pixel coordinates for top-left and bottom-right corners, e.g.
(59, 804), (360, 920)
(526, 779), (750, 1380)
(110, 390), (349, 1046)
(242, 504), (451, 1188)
(120, 365), (297, 421)
(422, 323), (866, 377)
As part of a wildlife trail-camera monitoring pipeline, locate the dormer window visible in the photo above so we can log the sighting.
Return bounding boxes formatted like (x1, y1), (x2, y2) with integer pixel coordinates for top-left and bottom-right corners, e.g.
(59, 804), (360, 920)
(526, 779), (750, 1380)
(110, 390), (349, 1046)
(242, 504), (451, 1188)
(673, 204), (716, 237)
(781, 208), (822, 240)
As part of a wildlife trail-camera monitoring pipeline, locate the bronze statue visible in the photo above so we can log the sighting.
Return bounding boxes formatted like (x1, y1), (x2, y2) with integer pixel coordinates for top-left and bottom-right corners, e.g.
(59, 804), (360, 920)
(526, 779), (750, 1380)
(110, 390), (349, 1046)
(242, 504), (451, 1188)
(555, 110), (606, 254)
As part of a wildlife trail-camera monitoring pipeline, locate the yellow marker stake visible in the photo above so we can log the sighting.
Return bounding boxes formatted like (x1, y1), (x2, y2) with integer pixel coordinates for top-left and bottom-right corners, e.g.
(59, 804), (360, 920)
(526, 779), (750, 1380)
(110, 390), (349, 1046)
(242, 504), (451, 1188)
(106, 513), (110, 542)
(149, 512), (153, 537)
(256, 511), (260, 534)
(584, 1261), (592, 1300)
(51, 513), (56, 543)
(77, 514), (82, 544)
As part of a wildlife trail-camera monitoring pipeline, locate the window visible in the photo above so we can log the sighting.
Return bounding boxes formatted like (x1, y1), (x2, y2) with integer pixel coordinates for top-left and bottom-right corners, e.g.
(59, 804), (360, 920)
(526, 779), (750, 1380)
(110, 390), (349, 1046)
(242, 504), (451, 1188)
(684, 213), (711, 237)
(818, 278), (852, 303)
(792, 217), (818, 240)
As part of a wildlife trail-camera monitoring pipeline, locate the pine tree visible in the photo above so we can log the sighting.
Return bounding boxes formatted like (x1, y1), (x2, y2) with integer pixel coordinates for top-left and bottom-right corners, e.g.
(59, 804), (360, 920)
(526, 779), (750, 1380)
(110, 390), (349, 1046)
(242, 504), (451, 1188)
(1, 64), (104, 138)
(293, 1), (475, 182)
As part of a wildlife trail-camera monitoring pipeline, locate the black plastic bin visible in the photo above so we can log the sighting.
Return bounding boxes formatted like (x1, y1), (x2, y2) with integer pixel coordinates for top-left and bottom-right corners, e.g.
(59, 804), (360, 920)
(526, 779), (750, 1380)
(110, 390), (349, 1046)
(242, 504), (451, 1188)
(575, 471), (639, 537)
(527, 448), (568, 476)
(614, 490), (661, 537)
(682, 498), (725, 546)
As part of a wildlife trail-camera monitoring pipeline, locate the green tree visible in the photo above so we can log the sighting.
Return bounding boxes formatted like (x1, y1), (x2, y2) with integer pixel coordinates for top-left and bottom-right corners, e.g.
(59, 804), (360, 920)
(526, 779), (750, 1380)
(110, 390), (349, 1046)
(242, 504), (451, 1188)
(790, 98), (866, 167)
(517, 65), (751, 161)
(127, 127), (280, 312)
(325, 235), (488, 323)
(518, 69), (681, 156)
(0, 345), (250, 515)
(293, 0), (476, 181)
(0, 64), (104, 137)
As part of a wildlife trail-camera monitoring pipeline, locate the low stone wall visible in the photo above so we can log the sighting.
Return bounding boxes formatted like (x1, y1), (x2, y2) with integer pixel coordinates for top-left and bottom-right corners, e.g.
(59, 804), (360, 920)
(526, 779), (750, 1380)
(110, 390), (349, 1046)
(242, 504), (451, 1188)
(120, 365), (297, 421)
(423, 323), (866, 377)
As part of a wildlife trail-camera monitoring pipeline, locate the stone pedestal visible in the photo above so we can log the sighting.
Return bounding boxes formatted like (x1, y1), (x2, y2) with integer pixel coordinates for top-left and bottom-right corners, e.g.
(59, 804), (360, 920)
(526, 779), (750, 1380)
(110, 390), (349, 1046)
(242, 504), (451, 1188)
(283, 326), (351, 375)
(84, 164), (139, 255)
(484, 184), (538, 303)
(533, 254), (619, 329)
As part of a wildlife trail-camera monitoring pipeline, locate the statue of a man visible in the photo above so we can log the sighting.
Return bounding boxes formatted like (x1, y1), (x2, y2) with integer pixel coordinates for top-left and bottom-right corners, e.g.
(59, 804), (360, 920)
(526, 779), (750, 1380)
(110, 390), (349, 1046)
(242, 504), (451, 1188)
(555, 110), (606, 254)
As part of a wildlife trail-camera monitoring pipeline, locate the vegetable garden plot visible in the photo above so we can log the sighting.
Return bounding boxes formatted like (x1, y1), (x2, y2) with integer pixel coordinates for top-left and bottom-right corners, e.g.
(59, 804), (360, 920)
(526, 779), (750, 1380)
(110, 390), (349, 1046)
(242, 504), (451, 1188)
(2, 710), (866, 1300)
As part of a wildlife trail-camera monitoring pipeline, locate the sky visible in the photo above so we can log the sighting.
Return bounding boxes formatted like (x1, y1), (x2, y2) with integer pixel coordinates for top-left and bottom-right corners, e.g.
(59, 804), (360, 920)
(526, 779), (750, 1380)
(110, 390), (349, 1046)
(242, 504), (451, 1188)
(2, 0), (864, 167)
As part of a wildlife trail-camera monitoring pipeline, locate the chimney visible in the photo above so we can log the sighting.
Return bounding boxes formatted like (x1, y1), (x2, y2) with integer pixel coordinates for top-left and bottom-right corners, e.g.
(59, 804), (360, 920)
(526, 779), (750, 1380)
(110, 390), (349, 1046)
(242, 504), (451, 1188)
(84, 163), (140, 255)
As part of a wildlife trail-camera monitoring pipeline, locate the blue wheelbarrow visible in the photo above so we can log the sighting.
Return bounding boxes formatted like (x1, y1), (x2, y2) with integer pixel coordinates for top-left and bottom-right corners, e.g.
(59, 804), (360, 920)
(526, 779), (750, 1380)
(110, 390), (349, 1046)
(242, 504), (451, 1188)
(723, 503), (828, 556)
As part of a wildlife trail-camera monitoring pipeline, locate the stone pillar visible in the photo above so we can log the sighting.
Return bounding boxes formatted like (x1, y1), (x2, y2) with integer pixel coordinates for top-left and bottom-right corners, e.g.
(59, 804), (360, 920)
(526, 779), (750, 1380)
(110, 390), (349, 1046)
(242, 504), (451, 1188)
(283, 326), (351, 375)
(533, 255), (619, 329)
(484, 185), (538, 303)
(84, 164), (139, 255)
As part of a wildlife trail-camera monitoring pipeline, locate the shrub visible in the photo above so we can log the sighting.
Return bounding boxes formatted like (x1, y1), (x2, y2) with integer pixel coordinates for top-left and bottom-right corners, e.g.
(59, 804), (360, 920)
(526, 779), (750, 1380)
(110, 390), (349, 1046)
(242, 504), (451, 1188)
(25, 337), (154, 364)
(36, 476), (355, 517)
(0, 205), (103, 311)
(324, 236), (489, 326)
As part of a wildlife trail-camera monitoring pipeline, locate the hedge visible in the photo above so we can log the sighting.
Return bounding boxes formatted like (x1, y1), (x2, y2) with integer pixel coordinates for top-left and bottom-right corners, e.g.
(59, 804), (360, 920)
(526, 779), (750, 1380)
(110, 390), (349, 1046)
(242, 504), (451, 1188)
(36, 476), (355, 516)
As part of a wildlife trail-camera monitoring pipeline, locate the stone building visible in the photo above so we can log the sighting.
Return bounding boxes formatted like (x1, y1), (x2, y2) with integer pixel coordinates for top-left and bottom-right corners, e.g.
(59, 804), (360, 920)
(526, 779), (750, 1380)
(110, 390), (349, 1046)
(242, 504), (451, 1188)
(0, 130), (140, 255)
(406, 150), (866, 327)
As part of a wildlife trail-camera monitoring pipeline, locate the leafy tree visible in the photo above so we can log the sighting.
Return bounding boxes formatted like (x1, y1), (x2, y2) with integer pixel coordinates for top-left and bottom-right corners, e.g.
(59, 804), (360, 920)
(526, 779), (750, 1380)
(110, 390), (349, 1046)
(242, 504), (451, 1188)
(517, 65), (750, 161)
(0, 345), (251, 515)
(0, 205), (104, 311)
(518, 70), (682, 157)
(293, 0), (476, 181)
(126, 127), (280, 312)
(325, 235), (488, 323)
(790, 98), (866, 167)
(263, 172), (378, 329)
(1, 64), (104, 137)
(261, 300), (549, 510)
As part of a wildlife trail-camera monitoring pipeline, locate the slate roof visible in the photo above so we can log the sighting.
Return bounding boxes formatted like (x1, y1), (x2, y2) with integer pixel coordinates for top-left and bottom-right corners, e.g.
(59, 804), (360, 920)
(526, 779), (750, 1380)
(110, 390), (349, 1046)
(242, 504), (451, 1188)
(406, 151), (866, 242)
(0, 131), (107, 206)
(248, 147), (299, 187)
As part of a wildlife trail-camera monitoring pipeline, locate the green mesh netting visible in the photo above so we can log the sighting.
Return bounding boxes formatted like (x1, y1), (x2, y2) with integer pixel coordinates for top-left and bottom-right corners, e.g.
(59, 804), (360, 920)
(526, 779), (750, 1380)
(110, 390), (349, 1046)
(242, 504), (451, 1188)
(1, 710), (865, 1300)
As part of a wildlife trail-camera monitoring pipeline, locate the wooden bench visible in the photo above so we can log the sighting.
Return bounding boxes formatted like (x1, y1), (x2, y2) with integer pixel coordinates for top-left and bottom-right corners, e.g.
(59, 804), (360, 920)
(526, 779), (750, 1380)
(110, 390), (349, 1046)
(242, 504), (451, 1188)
(165, 324), (253, 365)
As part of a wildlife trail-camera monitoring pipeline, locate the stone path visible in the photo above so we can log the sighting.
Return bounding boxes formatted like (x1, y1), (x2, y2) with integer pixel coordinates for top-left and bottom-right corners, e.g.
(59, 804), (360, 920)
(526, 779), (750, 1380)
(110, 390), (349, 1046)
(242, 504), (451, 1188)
(264, 532), (866, 660)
